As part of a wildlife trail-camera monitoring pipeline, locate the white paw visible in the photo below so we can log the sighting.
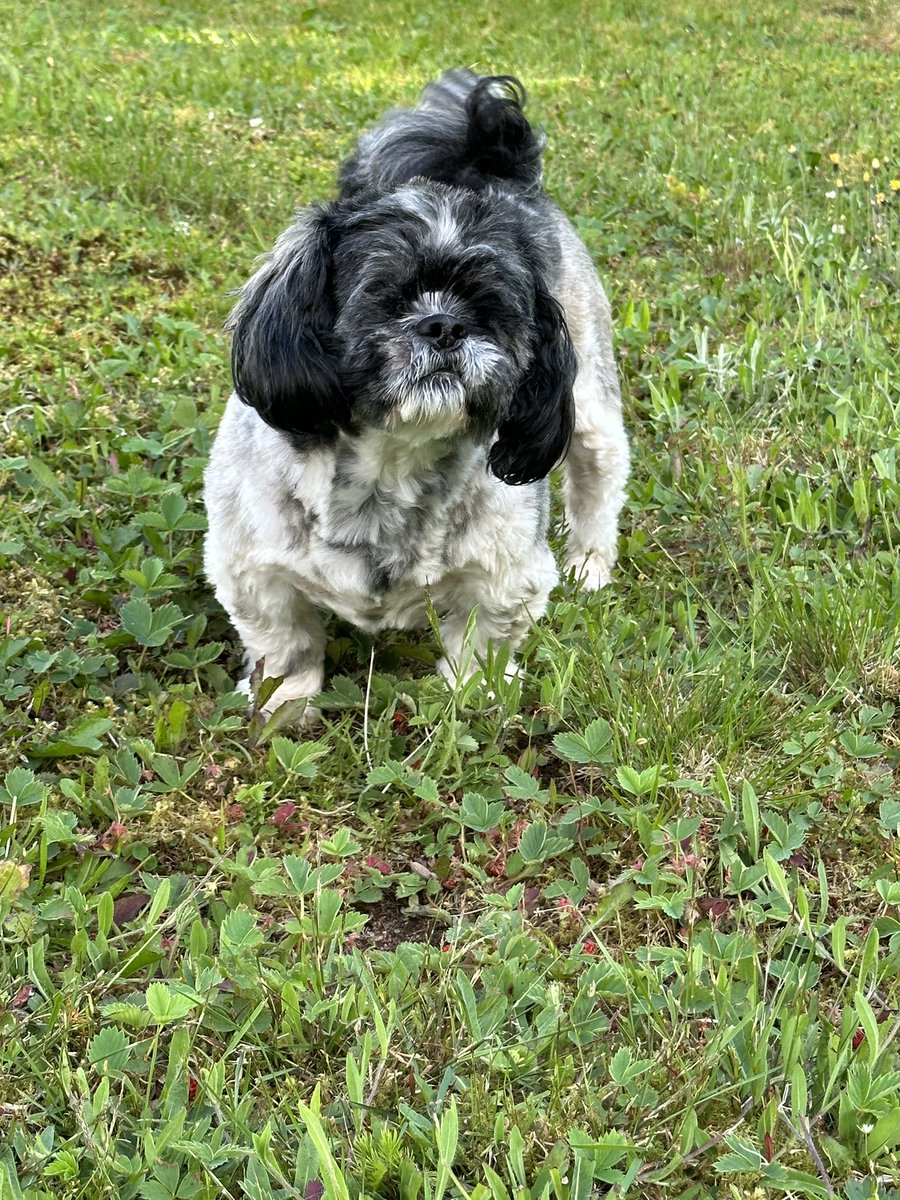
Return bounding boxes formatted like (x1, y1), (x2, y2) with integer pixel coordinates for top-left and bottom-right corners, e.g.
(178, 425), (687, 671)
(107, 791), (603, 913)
(437, 655), (520, 698)
(565, 551), (613, 592)
(269, 699), (322, 726)
(236, 675), (321, 725)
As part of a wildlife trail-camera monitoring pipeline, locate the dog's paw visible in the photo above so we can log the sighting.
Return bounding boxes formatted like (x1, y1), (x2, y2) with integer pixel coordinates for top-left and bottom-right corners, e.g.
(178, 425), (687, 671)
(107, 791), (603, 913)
(236, 675), (322, 725)
(565, 550), (613, 592)
(267, 698), (322, 727)
(437, 655), (521, 698)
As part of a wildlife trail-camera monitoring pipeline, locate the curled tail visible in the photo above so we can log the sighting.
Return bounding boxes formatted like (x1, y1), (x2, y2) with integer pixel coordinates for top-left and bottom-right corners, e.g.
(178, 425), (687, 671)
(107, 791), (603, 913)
(339, 70), (544, 197)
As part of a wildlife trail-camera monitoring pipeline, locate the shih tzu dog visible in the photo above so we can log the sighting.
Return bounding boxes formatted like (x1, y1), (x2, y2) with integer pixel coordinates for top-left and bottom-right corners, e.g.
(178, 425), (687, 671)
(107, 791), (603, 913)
(204, 70), (629, 717)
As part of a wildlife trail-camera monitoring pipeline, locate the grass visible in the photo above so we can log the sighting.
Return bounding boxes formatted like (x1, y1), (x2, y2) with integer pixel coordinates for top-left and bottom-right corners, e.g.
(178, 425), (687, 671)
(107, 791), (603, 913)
(1, 0), (899, 1196)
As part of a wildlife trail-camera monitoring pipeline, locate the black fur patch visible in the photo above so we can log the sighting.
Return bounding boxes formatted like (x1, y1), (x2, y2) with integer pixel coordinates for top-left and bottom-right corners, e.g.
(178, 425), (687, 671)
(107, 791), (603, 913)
(228, 211), (350, 439)
(340, 72), (544, 197)
(488, 289), (576, 485)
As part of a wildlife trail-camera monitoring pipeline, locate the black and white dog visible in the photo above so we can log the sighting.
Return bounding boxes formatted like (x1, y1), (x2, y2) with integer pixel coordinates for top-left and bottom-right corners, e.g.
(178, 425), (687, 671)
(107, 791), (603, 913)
(204, 71), (629, 717)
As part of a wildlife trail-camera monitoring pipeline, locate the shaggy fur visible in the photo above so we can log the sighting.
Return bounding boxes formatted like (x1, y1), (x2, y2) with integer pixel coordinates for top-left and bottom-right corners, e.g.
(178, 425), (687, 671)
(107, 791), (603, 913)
(204, 70), (629, 716)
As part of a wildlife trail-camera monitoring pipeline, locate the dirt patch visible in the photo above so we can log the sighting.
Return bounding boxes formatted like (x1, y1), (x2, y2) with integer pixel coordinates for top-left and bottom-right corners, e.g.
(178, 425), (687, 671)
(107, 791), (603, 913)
(0, 565), (69, 643)
(861, 15), (899, 53)
(355, 900), (442, 952)
(819, 2), (899, 53)
(704, 241), (763, 289)
(0, 230), (188, 324)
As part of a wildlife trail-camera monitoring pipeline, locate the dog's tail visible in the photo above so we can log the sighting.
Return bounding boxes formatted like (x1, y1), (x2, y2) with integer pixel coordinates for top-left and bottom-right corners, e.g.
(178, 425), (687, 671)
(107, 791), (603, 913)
(338, 70), (544, 197)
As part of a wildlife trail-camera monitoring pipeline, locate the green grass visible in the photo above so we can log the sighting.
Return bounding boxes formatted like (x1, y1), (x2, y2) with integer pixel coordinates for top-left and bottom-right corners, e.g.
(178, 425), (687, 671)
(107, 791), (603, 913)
(1, 0), (899, 1196)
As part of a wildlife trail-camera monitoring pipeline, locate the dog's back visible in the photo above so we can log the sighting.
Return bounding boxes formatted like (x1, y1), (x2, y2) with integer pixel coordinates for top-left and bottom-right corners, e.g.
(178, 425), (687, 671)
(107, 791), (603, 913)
(338, 70), (545, 198)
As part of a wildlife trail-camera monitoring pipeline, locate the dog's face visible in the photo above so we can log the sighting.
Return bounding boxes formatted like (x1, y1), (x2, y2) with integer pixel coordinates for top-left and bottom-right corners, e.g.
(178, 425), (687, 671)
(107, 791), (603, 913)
(333, 189), (535, 442)
(228, 182), (575, 484)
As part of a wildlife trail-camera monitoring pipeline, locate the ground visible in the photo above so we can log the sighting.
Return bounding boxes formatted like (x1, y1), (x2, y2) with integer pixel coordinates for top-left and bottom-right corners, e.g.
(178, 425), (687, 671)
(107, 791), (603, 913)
(0, 0), (898, 1197)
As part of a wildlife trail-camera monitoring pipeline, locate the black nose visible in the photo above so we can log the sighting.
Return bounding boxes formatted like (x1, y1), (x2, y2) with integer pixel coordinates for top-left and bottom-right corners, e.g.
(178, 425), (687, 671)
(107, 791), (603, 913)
(414, 314), (468, 350)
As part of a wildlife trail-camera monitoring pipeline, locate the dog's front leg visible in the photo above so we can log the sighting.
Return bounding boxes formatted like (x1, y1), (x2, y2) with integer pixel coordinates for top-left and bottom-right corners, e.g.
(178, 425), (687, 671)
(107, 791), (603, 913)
(436, 550), (557, 690)
(224, 574), (327, 721)
(562, 396), (630, 591)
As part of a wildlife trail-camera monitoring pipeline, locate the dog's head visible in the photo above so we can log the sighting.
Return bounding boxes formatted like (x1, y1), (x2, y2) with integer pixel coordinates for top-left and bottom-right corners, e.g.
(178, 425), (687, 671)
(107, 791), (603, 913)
(228, 182), (575, 484)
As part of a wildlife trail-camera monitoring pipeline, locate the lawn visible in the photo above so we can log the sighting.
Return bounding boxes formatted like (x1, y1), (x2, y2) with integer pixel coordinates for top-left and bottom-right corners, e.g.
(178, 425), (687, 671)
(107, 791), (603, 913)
(1, 0), (899, 1196)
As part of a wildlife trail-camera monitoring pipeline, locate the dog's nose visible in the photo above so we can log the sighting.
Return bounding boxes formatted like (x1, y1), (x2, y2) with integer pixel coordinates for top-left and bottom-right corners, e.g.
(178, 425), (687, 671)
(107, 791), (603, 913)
(414, 314), (468, 350)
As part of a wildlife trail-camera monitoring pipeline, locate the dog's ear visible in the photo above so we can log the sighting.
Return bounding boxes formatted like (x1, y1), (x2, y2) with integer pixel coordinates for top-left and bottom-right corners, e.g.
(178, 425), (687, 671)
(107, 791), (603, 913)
(488, 288), (576, 485)
(227, 209), (349, 438)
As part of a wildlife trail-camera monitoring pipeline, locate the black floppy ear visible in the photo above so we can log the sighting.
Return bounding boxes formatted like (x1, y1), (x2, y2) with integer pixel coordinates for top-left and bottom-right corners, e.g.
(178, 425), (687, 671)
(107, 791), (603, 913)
(488, 288), (576, 486)
(227, 209), (348, 438)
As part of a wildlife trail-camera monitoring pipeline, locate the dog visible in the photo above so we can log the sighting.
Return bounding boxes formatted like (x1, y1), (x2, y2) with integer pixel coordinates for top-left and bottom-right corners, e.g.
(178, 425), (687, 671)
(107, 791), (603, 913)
(204, 71), (629, 718)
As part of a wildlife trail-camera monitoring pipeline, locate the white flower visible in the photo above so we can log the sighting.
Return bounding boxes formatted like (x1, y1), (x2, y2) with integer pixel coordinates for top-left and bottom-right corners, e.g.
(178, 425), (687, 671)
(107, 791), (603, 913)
(825, 189), (837, 199)
(248, 117), (264, 128)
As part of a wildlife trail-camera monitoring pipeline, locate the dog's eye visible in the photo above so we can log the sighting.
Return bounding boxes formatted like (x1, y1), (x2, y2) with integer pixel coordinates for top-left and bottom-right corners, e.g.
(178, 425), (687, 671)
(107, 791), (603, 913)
(359, 277), (392, 297)
(354, 278), (407, 317)
(455, 281), (511, 322)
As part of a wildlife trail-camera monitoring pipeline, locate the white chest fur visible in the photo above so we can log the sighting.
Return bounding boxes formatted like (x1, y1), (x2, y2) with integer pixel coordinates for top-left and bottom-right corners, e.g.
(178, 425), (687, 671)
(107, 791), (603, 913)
(204, 399), (550, 636)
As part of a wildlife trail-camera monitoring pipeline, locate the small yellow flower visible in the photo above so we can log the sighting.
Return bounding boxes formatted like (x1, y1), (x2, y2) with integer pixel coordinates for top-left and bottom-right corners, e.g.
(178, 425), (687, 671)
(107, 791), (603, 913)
(829, 152), (840, 165)
(835, 177), (844, 188)
(872, 158), (881, 170)
(875, 192), (885, 204)
(863, 171), (871, 183)
(787, 144), (797, 154)
(890, 179), (900, 191)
